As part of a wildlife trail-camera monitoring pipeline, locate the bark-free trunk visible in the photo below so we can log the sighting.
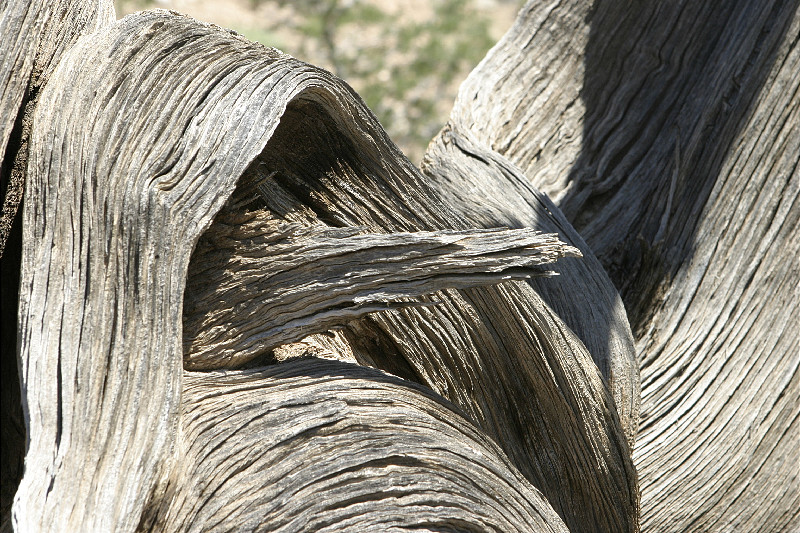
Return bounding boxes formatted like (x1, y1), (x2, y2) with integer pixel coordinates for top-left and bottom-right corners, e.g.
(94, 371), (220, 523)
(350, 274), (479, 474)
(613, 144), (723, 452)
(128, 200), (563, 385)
(447, 1), (800, 530)
(0, 1), (796, 532)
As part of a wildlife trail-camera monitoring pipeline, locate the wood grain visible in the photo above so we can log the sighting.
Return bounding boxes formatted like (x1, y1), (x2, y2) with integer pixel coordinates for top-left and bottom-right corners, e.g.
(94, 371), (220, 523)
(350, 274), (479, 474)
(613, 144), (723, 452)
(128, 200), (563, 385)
(242, 92), (639, 532)
(0, 1), (116, 529)
(450, 0), (800, 530)
(184, 196), (578, 369)
(7, 0), (795, 531)
(12, 9), (631, 532)
(140, 359), (570, 532)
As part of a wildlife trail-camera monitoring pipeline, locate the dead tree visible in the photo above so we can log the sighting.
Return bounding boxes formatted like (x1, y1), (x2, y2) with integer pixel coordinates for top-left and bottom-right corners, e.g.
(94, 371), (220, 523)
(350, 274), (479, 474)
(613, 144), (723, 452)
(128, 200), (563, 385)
(1, 1), (797, 531)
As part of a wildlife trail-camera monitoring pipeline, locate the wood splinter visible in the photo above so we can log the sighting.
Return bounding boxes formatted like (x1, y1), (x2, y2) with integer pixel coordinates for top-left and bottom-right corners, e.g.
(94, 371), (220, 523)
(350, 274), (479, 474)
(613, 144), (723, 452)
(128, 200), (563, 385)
(183, 204), (581, 370)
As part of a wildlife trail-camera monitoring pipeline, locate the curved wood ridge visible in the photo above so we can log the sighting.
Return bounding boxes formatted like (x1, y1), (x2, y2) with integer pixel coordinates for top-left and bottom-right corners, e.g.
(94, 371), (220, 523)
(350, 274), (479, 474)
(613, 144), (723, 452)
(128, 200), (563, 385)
(12, 8), (635, 533)
(6, 0), (798, 530)
(451, 0), (800, 530)
(207, 88), (639, 532)
(143, 359), (570, 532)
(423, 125), (640, 448)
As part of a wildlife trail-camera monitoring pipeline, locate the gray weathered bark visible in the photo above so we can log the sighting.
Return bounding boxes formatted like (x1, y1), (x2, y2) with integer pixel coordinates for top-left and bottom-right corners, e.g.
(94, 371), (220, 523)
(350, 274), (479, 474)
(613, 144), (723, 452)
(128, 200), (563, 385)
(0, 1), (796, 532)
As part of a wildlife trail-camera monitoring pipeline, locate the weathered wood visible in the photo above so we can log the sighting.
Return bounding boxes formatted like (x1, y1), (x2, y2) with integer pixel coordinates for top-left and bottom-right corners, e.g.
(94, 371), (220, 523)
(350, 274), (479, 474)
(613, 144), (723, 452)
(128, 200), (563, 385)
(141, 359), (570, 532)
(14, 13), (293, 531)
(11, 9), (626, 533)
(423, 126), (640, 448)
(5, 0), (797, 531)
(236, 91), (639, 532)
(450, 0), (800, 530)
(184, 190), (579, 369)
(0, 1), (115, 530)
(0, 0), (114, 253)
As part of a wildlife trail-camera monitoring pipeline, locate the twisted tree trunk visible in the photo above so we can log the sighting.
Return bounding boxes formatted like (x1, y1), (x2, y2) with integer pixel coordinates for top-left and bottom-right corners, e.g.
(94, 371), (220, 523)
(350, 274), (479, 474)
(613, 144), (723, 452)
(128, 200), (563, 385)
(0, 1), (797, 532)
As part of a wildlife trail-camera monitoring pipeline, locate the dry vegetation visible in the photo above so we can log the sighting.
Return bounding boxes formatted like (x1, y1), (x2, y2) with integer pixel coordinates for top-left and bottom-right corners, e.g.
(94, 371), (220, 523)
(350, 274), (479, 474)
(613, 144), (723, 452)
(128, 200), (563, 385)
(115, 0), (521, 161)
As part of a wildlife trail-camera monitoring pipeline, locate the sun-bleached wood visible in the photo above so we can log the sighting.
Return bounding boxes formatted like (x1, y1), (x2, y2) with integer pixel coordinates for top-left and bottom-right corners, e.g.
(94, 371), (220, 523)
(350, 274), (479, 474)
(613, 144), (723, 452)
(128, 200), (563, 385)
(140, 359), (570, 532)
(233, 93), (639, 532)
(9, 9), (632, 533)
(423, 125), (640, 449)
(184, 198), (579, 369)
(451, 0), (800, 531)
(0, 1), (116, 529)
(0, 0), (115, 253)
(6, 0), (795, 531)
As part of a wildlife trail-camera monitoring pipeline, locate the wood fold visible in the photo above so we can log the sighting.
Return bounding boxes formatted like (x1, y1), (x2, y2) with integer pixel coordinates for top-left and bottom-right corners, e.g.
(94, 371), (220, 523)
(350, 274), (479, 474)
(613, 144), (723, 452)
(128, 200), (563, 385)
(141, 360), (570, 532)
(423, 125), (640, 448)
(229, 71), (639, 532)
(452, 0), (800, 530)
(13, 9), (632, 533)
(184, 194), (579, 369)
(8, 0), (798, 530)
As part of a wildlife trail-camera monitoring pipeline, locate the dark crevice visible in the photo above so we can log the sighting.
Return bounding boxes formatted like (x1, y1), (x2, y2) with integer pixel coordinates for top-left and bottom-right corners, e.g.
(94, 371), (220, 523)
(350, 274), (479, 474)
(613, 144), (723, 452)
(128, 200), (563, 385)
(0, 201), (24, 533)
(342, 320), (427, 385)
(1, 80), (37, 256)
(0, 78), (37, 532)
(564, 0), (799, 332)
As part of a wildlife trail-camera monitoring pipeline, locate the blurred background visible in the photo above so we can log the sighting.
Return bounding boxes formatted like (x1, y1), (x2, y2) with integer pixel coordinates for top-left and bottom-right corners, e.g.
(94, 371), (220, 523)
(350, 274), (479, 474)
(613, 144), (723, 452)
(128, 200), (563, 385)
(114, 0), (523, 162)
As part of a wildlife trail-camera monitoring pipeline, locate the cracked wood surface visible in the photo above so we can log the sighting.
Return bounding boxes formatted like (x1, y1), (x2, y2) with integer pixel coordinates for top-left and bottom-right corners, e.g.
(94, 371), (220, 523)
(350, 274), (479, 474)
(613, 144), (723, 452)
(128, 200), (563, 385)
(0, 0), (117, 527)
(451, 0), (800, 531)
(7, 7), (633, 533)
(3, 0), (797, 532)
(144, 359), (569, 532)
(184, 202), (578, 369)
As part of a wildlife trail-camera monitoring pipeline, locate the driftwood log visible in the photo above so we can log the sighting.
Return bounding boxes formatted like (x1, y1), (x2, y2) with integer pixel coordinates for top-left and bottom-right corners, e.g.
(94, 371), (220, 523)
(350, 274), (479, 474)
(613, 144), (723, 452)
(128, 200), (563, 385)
(0, 1), (797, 532)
